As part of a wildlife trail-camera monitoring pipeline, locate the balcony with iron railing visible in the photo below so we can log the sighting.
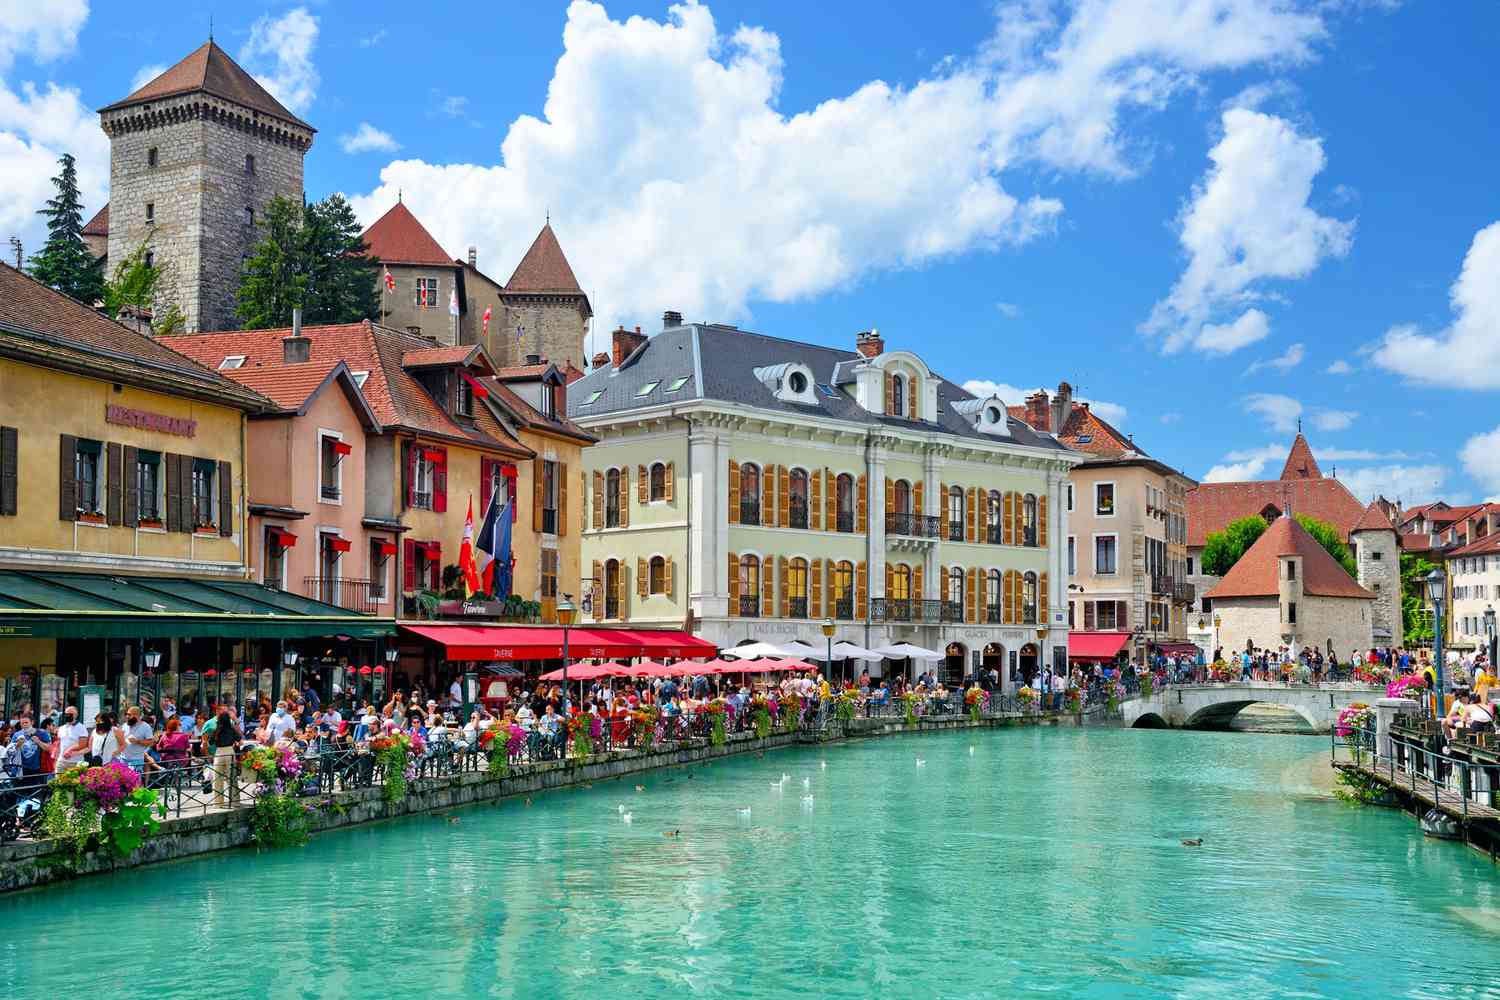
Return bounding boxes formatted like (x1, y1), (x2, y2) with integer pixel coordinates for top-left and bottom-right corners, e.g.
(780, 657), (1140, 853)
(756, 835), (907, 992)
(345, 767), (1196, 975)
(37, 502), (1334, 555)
(870, 598), (961, 624)
(1151, 572), (1174, 596)
(985, 604), (1003, 625)
(790, 499), (808, 530)
(304, 577), (381, 615)
(787, 597), (808, 619)
(740, 500), (761, 526)
(739, 594), (761, 617)
(836, 510), (856, 533)
(885, 512), (941, 539)
(948, 521), (964, 542)
(832, 597), (854, 620)
(985, 524), (1003, 545)
(1173, 581), (1195, 605)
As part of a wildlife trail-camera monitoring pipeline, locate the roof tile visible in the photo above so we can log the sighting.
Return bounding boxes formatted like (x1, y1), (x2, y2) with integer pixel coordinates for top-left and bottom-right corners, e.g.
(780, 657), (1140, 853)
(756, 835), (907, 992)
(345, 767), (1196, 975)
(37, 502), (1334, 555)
(1205, 516), (1373, 601)
(99, 40), (312, 131)
(506, 224), (588, 302)
(362, 202), (454, 267)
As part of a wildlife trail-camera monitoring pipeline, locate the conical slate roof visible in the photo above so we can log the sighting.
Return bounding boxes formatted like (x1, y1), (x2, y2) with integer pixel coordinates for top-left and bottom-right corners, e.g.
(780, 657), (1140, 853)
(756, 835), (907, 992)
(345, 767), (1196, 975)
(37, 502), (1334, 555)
(506, 224), (587, 302)
(1350, 500), (1397, 534)
(361, 201), (454, 267)
(1280, 433), (1322, 480)
(1205, 516), (1373, 601)
(99, 40), (313, 131)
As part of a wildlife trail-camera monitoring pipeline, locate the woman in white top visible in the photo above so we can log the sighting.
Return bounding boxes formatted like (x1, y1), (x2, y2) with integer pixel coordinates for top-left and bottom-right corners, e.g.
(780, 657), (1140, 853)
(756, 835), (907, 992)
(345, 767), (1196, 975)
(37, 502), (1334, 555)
(515, 703), (536, 730)
(86, 712), (126, 765)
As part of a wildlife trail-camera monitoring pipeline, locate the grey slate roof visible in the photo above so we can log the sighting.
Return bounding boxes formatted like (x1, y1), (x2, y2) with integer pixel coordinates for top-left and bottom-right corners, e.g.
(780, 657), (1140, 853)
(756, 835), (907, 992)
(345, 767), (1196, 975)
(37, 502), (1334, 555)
(568, 323), (1072, 453)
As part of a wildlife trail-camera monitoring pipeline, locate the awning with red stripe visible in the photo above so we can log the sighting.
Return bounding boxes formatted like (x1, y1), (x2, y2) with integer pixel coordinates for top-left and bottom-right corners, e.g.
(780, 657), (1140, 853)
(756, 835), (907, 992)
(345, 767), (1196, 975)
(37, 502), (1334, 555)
(269, 529), (297, 549)
(399, 625), (717, 662)
(373, 540), (398, 558)
(610, 628), (720, 659)
(332, 440), (353, 456)
(326, 536), (353, 553)
(1067, 631), (1132, 661)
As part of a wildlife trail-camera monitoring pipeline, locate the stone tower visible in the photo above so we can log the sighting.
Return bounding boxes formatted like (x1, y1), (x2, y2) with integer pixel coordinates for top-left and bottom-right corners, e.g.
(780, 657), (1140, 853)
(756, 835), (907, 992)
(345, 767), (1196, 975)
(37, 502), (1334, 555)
(500, 223), (591, 370)
(98, 40), (314, 332)
(1351, 498), (1401, 647)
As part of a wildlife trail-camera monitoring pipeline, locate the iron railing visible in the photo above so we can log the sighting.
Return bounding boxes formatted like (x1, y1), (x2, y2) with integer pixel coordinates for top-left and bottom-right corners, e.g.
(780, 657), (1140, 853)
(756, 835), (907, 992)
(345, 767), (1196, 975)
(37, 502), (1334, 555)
(787, 597), (808, 620)
(740, 500), (761, 526)
(948, 521), (964, 542)
(739, 595), (761, 617)
(833, 597), (854, 620)
(836, 510), (856, 533)
(303, 577), (382, 614)
(790, 499), (808, 530)
(985, 525), (1003, 545)
(1173, 581), (1195, 605)
(886, 512), (941, 538)
(869, 598), (961, 623)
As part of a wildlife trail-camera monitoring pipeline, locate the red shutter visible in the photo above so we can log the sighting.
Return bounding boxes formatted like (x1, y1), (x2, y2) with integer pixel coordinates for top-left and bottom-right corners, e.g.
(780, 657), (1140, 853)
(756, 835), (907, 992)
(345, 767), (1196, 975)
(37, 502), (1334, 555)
(404, 443), (416, 509)
(431, 448), (448, 512)
(429, 544), (442, 590)
(480, 457), (496, 512)
(403, 539), (416, 590)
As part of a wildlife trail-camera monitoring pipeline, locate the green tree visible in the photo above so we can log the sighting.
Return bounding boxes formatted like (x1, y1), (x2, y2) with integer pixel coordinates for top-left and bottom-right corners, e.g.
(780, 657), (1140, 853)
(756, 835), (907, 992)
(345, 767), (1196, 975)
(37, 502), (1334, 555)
(1200, 515), (1268, 576)
(236, 194), (380, 329)
(1400, 552), (1437, 646)
(1294, 514), (1358, 578)
(27, 153), (104, 304)
(102, 241), (160, 323)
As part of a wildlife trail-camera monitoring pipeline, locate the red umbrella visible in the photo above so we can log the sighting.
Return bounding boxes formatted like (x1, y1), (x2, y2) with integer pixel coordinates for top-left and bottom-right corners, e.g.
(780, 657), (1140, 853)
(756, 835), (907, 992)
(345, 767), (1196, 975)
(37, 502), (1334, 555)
(359, 665), (373, 676)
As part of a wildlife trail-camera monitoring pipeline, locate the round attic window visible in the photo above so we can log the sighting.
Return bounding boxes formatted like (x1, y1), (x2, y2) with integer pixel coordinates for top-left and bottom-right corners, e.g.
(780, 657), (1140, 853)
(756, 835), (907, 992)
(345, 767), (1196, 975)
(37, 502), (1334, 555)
(788, 371), (808, 393)
(985, 405), (1001, 423)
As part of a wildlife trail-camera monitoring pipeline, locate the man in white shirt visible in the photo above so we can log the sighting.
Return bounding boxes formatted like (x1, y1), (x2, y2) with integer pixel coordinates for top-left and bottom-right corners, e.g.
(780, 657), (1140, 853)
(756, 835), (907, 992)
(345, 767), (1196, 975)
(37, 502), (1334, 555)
(449, 678), (463, 707)
(54, 706), (89, 773)
(265, 702), (297, 742)
(120, 706), (155, 771)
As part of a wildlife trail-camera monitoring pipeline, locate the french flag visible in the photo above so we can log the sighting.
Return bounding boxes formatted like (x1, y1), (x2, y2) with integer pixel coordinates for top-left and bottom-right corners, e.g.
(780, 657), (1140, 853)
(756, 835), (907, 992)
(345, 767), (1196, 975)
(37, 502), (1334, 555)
(476, 485), (512, 597)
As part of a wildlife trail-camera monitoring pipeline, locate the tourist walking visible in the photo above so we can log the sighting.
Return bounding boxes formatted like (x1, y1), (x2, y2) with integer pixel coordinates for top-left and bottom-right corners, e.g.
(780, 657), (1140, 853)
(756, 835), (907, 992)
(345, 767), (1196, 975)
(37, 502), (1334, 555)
(209, 705), (243, 807)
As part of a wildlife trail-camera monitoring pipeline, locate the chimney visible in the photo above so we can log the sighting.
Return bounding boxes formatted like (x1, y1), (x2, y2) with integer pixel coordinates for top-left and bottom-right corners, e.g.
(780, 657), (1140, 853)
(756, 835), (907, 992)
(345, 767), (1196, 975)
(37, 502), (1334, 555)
(467, 246), (477, 268)
(1050, 380), (1072, 435)
(282, 309), (310, 363)
(591, 351), (610, 370)
(662, 310), (683, 330)
(1024, 390), (1051, 432)
(855, 328), (885, 358)
(610, 325), (648, 367)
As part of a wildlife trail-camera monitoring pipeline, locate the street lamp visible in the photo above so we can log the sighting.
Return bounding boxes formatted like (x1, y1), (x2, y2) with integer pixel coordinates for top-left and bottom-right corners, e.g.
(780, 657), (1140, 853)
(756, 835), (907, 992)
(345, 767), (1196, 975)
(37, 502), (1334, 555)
(557, 594), (578, 713)
(821, 618), (836, 683)
(1485, 604), (1496, 672)
(143, 648), (162, 673)
(1425, 568), (1446, 720)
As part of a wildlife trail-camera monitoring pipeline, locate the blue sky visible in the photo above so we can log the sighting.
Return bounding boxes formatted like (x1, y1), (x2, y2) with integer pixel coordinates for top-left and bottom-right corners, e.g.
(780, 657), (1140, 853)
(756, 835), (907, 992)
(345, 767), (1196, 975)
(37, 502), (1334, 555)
(3, 1), (1499, 504)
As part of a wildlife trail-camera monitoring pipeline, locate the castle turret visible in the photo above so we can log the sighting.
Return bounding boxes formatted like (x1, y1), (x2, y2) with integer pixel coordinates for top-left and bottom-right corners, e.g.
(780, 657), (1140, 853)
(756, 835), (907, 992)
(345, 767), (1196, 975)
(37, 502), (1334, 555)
(1350, 498), (1401, 647)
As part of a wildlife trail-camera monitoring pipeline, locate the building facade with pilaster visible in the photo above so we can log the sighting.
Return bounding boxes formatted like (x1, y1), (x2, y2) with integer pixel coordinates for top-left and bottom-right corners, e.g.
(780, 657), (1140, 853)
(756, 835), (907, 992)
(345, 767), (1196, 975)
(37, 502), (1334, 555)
(568, 318), (1081, 687)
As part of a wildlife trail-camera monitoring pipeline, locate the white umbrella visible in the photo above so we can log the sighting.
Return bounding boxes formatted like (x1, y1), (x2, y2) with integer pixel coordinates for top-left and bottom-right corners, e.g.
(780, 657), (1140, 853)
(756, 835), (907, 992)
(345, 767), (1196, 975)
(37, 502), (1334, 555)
(872, 642), (946, 662)
(830, 641), (884, 661)
(779, 639), (821, 656)
(723, 641), (801, 659)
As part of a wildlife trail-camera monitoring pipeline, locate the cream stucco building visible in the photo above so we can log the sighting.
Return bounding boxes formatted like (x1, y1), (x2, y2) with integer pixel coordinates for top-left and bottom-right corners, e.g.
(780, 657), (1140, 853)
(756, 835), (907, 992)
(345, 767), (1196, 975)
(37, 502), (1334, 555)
(568, 320), (1082, 686)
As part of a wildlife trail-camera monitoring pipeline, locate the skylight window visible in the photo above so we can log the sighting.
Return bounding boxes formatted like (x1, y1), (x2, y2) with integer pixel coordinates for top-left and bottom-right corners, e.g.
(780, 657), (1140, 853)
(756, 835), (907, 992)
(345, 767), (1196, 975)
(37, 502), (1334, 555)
(219, 355), (246, 370)
(351, 371), (369, 388)
(581, 389), (604, 405)
(816, 383), (839, 398)
(666, 376), (690, 392)
(635, 380), (660, 397)
(1075, 434), (1092, 444)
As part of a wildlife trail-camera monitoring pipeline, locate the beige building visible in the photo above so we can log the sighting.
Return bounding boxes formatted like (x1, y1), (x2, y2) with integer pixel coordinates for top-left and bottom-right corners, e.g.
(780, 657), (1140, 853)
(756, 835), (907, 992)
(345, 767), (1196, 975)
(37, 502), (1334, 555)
(568, 321), (1082, 687)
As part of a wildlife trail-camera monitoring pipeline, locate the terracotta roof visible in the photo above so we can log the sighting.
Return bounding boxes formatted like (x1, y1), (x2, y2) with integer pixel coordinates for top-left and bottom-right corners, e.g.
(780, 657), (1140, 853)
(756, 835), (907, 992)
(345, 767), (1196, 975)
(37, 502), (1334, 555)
(82, 204), (108, 237)
(98, 40), (312, 131)
(1057, 403), (1138, 456)
(1279, 433), (1322, 480)
(1205, 516), (1373, 601)
(361, 202), (454, 267)
(505, 224), (588, 304)
(492, 363), (552, 380)
(402, 345), (482, 369)
(1187, 478), (1365, 547)
(1401, 534), (1435, 553)
(1350, 500), (1398, 534)
(479, 376), (596, 445)
(1427, 504), (1483, 527)
(167, 321), (529, 455)
(0, 262), (268, 410)
(1447, 533), (1500, 558)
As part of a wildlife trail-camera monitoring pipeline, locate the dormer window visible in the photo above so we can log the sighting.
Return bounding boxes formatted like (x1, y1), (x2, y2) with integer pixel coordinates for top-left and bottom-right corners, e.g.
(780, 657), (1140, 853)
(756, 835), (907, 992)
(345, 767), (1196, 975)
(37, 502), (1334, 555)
(890, 374), (905, 416)
(788, 371), (808, 394)
(456, 375), (474, 417)
(753, 362), (817, 404)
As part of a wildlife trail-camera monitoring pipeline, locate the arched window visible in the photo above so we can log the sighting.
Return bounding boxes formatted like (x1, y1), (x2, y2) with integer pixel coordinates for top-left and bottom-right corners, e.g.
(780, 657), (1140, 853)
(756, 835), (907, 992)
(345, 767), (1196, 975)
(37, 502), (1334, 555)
(605, 468), (621, 527)
(740, 463), (761, 525)
(833, 560), (854, 618)
(894, 479), (911, 515)
(1023, 494), (1038, 547)
(836, 474), (855, 532)
(946, 566), (964, 609)
(891, 563), (911, 601)
(789, 468), (809, 529)
(788, 557), (808, 618)
(986, 491), (1002, 543)
(649, 462), (667, 502)
(890, 373), (905, 416)
(649, 555), (666, 594)
(1023, 571), (1038, 624)
(604, 559), (621, 618)
(739, 555), (761, 616)
(986, 569), (1002, 622)
(947, 486), (964, 541)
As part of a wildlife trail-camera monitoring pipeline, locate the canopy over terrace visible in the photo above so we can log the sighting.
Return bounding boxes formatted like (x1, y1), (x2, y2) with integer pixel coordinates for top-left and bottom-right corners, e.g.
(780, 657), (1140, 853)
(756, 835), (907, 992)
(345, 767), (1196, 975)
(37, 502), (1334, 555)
(1068, 631), (1132, 663)
(400, 624), (716, 663)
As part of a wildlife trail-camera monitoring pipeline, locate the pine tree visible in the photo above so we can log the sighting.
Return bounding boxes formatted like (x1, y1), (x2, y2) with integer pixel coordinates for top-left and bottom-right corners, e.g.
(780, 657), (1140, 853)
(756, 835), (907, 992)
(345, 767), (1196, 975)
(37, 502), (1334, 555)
(27, 153), (104, 304)
(236, 196), (308, 329)
(236, 194), (379, 329)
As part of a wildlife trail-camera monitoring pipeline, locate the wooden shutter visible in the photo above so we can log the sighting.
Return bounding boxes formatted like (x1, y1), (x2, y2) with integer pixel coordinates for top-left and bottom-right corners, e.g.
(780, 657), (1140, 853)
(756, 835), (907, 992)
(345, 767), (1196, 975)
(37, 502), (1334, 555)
(480, 457), (495, 512)
(591, 560), (603, 614)
(810, 470), (822, 531)
(404, 541), (418, 590)
(0, 426), (16, 517)
(637, 464), (648, 504)
(430, 448), (448, 513)
(663, 461), (675, 502)
(557, 462), (568, 536)
(617, 563), (630, 620)
(728, 552), (740, 616)
(825, 469), (836, 529)
(856, 474), (867, 530)
(119, 446), (137, 527)
(105, 442), (123, 526)
(778, 556), (789, 617)
(1039, 571), (1049, 625)
(777, 465), (790, 527)
(618, 468), (630, 528)
(1085, 601), (1096, 630)
(1002, 492), (1014, 545)
(163, 451), (180, 532)
(1117, 600), (1129, 630)
(810, 559), (823, 618)
(664, 557), (675, 598)
(967, 488), (978, 542)
(966, 567), (978, 623)
(939, 482), (947, 524)
(855, 561), (867, 619)
(1039, 494), (1049, 547)
(1012, 492), (1024, 545)
(533, 458), (545, 532)
(913, 480), (924, 518)
(728, 460), (741, 524)
(884, 562), (893, 601)
(884, 476), (894, 515)
(1002, 570), (1014, 625)
(592, 470), (604, 529)
(58, 434), (77, 521)
(883, 371), (893, 414)
(908, 378), (917, 418)
(218, 460), (233, 536)
(402, 442), (415, 510)
(761, 558), (773, 617)
(913, 564), (924, 604)
(179, 455), (195, 532)
(637, 557), (648, 597)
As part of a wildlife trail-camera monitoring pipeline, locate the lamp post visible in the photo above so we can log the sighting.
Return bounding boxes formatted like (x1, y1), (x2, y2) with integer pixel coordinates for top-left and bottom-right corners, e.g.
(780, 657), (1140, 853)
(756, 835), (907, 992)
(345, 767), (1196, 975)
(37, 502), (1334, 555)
(1425, 569), (1446, 720)
(1485, 604), (1496, 673)
(557, 594), (578, 714)
(821, 618), (836, 683)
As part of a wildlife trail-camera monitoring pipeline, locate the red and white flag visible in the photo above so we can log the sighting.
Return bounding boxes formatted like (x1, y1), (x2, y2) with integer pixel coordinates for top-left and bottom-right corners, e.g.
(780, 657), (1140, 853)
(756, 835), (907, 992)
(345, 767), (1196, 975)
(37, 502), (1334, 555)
(459, 496), (481, 598)
(482, 306), (491, 336)
(449, 286), (460, 317)
(383, 267), (395, 292)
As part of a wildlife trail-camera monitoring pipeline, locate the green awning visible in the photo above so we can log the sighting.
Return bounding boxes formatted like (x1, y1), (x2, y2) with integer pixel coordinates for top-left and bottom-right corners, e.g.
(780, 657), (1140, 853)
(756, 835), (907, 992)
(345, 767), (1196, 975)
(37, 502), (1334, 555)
(0, 570), (395, 640)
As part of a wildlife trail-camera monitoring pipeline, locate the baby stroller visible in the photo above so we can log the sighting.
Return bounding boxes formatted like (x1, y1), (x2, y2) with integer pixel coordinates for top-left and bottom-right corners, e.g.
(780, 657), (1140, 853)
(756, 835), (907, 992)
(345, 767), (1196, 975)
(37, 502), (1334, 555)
(0, 743), (51, 844)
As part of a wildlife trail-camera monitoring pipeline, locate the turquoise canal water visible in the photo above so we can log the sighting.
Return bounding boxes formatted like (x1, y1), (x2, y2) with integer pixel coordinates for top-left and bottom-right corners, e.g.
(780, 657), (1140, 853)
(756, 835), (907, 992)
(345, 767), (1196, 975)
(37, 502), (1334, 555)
(4, 728), (1500, 999)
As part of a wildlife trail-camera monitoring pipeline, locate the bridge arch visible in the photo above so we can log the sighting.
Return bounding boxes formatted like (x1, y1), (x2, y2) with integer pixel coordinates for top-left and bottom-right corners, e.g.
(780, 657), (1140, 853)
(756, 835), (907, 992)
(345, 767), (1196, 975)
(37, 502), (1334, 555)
(1183, 699), (1320, 731)
(1130, 712), (1169, 729)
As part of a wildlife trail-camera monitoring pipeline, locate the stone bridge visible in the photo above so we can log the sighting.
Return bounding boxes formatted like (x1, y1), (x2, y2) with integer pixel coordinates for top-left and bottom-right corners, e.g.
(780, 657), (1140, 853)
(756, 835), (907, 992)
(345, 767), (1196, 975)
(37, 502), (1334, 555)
(1120, 683), (1386, 732)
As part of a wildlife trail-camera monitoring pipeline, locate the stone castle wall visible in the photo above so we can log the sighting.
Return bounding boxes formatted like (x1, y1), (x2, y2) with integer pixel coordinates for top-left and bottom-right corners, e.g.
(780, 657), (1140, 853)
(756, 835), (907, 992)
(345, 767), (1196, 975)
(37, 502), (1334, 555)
(380, 263), (463, 344)
(1355, 530), (1401, 643)
(499, 295), (588, 369)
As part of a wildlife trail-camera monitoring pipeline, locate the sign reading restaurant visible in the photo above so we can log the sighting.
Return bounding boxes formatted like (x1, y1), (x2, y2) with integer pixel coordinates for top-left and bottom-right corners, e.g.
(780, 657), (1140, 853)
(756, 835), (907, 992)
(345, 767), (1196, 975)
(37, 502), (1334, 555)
(105, 404), (197, 437)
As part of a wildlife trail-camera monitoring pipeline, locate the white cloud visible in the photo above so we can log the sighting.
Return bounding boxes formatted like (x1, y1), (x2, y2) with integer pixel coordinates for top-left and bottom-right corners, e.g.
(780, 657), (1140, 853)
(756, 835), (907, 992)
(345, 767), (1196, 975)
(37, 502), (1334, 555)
(359, 29), (387, 48)
(1310, 408), (1356, 431)
(1337, 464), (1447, 504)
(339, 122), (401, 154)
(240, 7), (319, 115)
(130, 63), (166, 92)
(1372, 220), (1500, 388)
(1144, 108), (1354, 353)
(438, 95), (469, 118)
(962, 379), (1127, 427)
(1194, 308), (1270, 354)
(995, 302), (1021, 319)
(1202, 439), (1426, 485)
(1460, 425), (1500, 500)
(1326, 359), (1351, 374)
(1202, 442), (1286, 481)
(1317, 447), (1413, 462)
(0, 4), (107, 257)
(350, 0), (1333, 347)
(1244, 340), (1304, 374)
(1245, 392), (1302, 432)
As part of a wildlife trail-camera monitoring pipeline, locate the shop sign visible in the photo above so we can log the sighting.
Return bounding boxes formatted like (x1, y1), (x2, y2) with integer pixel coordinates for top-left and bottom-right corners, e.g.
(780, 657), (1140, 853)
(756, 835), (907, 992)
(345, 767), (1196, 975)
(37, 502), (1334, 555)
(438, 599), (506, 617)
(106, 404), (197, 437)
(0, 625), (31, 636)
